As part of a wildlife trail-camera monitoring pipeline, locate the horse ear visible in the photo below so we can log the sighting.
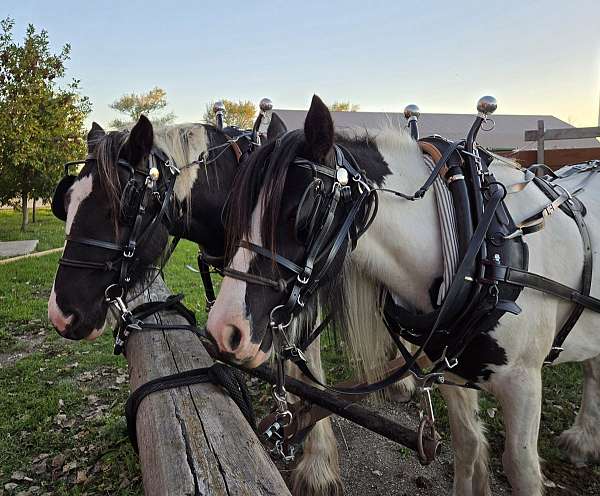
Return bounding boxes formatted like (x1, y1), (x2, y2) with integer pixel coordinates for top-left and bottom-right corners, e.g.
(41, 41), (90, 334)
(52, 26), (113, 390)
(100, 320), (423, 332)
(127, 115), (154, 165)
(304, 95), (334, 161)
(266, 112), (287, 141)
(87, 122), (105, 153)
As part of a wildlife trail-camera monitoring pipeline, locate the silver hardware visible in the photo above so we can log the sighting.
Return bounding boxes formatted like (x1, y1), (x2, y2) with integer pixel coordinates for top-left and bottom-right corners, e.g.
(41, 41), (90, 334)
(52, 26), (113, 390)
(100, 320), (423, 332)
(420, 387), (435, 424)
(273, 440), (296, 463)
(259, 98), (273, 112)
(444, 356), (459, 369)
(481, 118), (496, 132)
(213, 100), (225, 113)
(477, 95), (498, 116)
(269, 305), (293, 330)
(297, 274), (309, 285)
(149, 167), (160, 182)
(503, 229), (523, 240)
(336, 167), (349, 186)
(166, 160), (180, 176)
(552, 183), (573, 200)
(447, 174), (465, 184)
(403, 104), (421, 120)
(493, 253), (501, 264)
(464, 276), (474, 282)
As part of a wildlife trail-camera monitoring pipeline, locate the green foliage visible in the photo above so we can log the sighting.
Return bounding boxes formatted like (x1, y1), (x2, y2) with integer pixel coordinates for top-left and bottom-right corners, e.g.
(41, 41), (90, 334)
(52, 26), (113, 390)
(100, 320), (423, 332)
(203, 99), (257, 129)
(0, 18), (91, 230)
(109, 87), (175, 129)
(329, 101), (360, 112)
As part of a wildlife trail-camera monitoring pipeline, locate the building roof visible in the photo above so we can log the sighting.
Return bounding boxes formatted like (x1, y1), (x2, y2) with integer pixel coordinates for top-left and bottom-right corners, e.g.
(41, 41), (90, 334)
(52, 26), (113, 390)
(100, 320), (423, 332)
(274, 109), (600, 151)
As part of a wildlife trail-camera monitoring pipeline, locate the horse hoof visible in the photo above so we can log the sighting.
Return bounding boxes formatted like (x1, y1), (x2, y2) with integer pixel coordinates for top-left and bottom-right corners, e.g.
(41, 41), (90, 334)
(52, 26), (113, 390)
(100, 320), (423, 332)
(291, 476), (344, 496)
(557, 428), (600, 466)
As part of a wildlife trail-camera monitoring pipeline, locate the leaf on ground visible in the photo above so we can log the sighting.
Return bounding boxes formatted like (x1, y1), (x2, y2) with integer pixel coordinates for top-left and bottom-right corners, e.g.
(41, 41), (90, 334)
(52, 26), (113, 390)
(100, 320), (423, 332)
(75, 470), (87, 484)
(53, 414), (66, 426)
(31, 459), (47, 475)
(62, 461), (77, 473)
(51, 454), (65, 469)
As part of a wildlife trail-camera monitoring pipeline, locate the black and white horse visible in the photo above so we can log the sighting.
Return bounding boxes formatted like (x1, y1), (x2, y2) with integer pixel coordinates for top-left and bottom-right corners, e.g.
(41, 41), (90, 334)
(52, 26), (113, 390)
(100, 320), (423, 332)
(47, 113), (352, 495)
(207, 95), (600, 495)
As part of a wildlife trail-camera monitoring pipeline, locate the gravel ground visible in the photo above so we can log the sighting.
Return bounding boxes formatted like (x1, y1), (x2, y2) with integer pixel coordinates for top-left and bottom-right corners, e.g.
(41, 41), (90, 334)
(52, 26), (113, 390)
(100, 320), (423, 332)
(331, 400), (510, 496)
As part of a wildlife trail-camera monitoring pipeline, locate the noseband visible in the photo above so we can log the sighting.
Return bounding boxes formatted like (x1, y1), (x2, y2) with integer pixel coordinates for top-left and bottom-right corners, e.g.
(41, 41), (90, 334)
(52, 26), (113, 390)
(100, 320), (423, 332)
(224, 144), (376, 337)
(57, 148), (180, 295)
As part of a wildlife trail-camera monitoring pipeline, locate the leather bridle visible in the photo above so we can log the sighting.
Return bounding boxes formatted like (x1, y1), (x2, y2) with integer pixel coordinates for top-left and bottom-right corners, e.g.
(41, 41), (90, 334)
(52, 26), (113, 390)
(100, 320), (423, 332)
(219, 142), (381, 430)
(58, 148), (180, 297)
(54, 130), (254, 352)
(224, 144), (376, 336)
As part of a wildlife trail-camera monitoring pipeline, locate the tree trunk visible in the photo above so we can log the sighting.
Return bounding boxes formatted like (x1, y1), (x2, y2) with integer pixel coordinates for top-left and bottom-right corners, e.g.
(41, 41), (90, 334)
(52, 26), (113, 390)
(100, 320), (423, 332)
(32, 198), (36, 223)
(20, 192), (29, 231)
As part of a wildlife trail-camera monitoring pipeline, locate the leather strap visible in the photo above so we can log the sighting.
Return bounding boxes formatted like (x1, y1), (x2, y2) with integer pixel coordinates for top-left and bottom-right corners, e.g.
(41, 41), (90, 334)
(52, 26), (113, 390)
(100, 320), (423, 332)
(486, 265), (600, 313)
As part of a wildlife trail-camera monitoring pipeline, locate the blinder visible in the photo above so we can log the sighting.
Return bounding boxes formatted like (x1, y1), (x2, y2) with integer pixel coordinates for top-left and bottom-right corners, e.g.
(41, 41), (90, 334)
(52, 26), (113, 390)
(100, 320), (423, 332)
(51, 159), (93, 222)
(294, 178), (324, 245)
(51, 174), (77, 221)
(120, 178), (145, 226)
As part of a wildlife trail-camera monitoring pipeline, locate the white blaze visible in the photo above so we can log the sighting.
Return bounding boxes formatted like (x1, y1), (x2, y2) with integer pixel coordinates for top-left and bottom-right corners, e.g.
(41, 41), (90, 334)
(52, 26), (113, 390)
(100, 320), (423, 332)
(65, 174), (94, 235)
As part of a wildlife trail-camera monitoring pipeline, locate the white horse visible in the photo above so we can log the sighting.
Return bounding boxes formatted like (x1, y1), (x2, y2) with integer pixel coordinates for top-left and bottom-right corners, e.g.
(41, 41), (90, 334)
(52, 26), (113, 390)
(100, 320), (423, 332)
(207, 95), (600, 495)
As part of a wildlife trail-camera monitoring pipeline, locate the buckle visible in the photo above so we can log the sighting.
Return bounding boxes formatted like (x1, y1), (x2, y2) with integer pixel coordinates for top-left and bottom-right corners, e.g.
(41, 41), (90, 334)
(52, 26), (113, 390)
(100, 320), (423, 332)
(123, 243), (136, 258)
(544, 346), (564, 365)
(444, 356), (458, 369)
(281, 345), (306, 364)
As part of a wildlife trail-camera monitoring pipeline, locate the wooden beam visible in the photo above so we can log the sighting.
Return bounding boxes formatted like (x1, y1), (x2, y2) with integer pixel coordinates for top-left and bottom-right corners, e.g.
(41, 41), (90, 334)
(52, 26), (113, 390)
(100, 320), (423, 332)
(525, 126), (600, 142)
(537, 119), (545, 164)
(0, 247), (63, 265)
(127, 276), (290, 496)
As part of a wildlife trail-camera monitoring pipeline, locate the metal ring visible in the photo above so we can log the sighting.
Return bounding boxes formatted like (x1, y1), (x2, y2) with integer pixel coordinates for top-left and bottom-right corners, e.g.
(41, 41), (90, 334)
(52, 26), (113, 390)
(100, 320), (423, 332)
(417, 417), (439, 465)
(105, 284), (124, 301)
(552, 183), (572, 200)
(269, 305), (293, 329)
(481, 118), (495, 132)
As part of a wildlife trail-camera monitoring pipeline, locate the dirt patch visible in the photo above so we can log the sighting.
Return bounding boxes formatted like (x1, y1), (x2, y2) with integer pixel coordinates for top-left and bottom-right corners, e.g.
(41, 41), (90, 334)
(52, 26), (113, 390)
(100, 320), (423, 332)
(0, 329), (46, 368)
(544, 460), (600, 495)
(333, 400), (510, 495)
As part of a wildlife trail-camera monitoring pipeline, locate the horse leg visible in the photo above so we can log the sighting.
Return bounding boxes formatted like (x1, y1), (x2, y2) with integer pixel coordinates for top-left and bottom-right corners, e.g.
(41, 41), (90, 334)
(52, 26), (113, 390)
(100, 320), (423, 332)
(558, 355), (600, 465)
(439, 383), (491, 496)
(288, 336), (343, 496)
(493, 367), (544, 496)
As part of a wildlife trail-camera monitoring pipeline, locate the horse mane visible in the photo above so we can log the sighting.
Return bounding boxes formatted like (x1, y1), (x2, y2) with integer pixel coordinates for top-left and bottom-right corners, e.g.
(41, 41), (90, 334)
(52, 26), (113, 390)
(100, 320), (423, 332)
(94, 130), (128, 233)
(225, 129), (305, 261)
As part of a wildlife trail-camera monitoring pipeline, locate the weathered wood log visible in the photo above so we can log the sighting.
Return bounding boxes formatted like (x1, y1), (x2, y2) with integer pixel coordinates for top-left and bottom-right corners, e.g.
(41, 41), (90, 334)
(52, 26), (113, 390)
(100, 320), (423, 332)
(126, 275), (290, 496)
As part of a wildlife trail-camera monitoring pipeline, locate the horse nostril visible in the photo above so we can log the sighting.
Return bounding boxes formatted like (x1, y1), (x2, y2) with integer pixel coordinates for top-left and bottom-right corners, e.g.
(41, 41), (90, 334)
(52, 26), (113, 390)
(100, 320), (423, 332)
(228, 325), (242, 351)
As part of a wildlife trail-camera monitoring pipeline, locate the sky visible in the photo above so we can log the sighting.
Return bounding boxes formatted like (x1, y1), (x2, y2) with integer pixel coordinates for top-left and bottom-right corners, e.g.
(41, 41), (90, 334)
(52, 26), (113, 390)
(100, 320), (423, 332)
(3, 0), (600, 128)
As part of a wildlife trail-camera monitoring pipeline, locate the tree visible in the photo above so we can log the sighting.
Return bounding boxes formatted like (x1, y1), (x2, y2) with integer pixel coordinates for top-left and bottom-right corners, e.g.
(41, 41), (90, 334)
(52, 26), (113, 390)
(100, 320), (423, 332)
(109, 87), (175, 129)
(0, 18), (91, 230)
(329, 101), (360, 112)
(203, 99), (256, 129)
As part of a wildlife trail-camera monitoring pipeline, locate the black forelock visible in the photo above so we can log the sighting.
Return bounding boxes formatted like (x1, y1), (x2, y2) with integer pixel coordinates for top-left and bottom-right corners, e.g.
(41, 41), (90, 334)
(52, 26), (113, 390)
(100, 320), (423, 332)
(224, 128), (392, 262)
(225, 129), (305, 260)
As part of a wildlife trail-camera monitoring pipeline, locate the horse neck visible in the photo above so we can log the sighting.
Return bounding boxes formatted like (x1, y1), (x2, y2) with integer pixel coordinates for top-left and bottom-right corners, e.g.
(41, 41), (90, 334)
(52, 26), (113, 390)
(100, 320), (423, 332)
(350, 133), (444, 312)
(173, 126), (239, 256)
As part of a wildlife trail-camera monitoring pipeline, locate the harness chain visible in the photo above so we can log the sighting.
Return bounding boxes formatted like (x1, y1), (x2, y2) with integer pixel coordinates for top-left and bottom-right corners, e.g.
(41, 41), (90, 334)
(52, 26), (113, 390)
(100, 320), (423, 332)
(53, 118), (600, 465)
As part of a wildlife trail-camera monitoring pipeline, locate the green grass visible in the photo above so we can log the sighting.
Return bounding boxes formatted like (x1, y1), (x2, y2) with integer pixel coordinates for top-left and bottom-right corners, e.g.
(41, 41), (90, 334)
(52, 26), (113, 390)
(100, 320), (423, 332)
(0, 208), (65, 254)
(0, 209), (205, 495)
(0, 208), (596, 493)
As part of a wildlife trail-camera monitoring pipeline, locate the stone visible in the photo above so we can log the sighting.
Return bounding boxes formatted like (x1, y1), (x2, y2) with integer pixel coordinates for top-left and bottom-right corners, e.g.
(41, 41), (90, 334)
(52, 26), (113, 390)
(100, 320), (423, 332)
(0, 240), (38, 257)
